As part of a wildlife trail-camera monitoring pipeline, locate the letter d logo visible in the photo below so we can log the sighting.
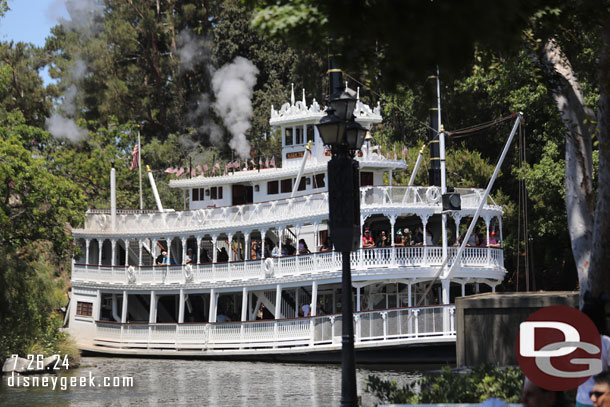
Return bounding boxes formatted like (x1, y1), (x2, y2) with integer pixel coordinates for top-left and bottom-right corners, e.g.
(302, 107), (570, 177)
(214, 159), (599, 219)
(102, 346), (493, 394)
(516, 305), (602, 391)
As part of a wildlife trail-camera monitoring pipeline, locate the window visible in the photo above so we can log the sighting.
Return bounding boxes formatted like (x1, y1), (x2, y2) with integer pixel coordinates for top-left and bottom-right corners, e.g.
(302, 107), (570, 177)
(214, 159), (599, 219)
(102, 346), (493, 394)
(192, 188), (199, 201)
(295, 127), (303, 144)
(281, 178), (293, 193)
(306, 125), (315, 143)
(267, 180), (279, 195)
(360, 172), (374, 186)
(210, 186), (223, 200)
(314, 174), (325, 188)
(285, 128), (293, 145)
(76, 301), (93, 317)
(298, 177), (307, 191)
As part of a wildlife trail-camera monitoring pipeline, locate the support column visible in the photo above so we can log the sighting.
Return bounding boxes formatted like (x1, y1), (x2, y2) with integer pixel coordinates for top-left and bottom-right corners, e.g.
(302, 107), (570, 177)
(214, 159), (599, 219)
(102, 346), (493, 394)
(150, 239), (157, 266)
(421, 214), (430, 266)
(212, 236), (218, 263)
(149, 291), (156, 323)
(408, 282), (412, 307)
(356, 287), (361, 312)
(124, 239), (129, 266)
(295, 288), (300, 316)
(95, 290), (102, 320)
(461, 282), (466, 297)
(275, 284), (282, 319)
(484, 215), (491, 265)
(181, 237), (187, 265)
(314, 223), (320, 251)
(261, 229), (267, 260)
(277, 229), (283, 257)
(178, 289), (185, 323)
(244, 233), (250, 260)
(241, 287), (248, 321)
(121, 290), (128, 323)
(196, 236), (202, 265)
(452, 214), (462, 242)
(166, 237), (172, 265)
(85, 239), (90, 265)
(138, 240), (143, 266)
(111, 239), (117, 266)
(499, 216), (504, 248)
(208, 289), (216, 323)
(311, 281), (318, 316)
(389, 215), (396, 266)
(98, 240), (102, 266)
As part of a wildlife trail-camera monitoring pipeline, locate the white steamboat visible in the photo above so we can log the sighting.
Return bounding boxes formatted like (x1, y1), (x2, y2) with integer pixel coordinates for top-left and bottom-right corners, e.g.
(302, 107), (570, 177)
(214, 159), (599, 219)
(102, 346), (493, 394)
(66, 86), (506, 363)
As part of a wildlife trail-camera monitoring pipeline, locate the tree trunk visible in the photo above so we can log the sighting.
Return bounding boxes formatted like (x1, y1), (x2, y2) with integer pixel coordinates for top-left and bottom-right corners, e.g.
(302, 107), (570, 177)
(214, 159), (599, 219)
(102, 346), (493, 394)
(589, 16), (610, 298)
(540, 38), (595, 302)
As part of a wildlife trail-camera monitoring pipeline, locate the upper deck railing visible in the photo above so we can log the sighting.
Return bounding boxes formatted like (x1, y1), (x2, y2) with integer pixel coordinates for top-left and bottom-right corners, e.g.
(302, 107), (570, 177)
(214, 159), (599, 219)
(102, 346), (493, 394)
(72, 246), (504, 286)
(79, 186), (501, 235)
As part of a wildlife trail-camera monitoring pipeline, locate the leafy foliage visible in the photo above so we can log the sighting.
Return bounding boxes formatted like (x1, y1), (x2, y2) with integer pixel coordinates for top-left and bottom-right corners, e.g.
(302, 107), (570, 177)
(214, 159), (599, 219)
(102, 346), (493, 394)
(366, 365), (524, 405)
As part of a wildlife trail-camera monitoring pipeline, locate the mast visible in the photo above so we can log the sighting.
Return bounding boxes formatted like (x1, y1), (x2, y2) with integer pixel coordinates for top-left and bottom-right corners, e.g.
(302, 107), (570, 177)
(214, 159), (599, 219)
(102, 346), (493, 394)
(138, 128), (143, 210)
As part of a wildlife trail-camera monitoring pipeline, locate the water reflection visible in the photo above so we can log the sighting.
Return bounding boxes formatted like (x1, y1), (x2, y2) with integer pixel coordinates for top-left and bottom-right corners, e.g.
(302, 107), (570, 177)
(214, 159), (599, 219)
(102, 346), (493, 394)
(0, 357), (421, 407)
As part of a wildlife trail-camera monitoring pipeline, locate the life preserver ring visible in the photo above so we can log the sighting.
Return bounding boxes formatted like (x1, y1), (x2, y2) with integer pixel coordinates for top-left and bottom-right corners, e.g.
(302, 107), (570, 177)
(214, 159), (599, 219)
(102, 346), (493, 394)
(184, 263), (194, 282)
(126, 266), (136, 283)
(426, 186), (441, 203)
(264, 258), (275, 278)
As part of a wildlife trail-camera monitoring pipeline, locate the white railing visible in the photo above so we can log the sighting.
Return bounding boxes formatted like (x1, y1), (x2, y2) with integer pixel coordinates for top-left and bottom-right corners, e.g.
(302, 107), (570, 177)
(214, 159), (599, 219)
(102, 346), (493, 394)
(72, 247), (504, 285)
(80, 187), (500, 234)
(92, 305), (455, 351)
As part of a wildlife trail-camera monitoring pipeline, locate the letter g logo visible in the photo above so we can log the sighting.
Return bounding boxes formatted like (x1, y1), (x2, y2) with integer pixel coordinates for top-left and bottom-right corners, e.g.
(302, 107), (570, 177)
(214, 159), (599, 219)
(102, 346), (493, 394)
(516, 306), (602, 391)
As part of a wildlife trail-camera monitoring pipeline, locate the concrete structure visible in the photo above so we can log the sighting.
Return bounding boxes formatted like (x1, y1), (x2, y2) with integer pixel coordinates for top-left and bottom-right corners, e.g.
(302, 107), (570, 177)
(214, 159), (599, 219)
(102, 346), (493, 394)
(456, 291), (579, 367)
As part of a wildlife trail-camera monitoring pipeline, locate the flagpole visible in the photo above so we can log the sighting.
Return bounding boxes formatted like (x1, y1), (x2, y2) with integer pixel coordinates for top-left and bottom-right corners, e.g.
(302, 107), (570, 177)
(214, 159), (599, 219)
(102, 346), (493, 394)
(138, 128), (143, 210)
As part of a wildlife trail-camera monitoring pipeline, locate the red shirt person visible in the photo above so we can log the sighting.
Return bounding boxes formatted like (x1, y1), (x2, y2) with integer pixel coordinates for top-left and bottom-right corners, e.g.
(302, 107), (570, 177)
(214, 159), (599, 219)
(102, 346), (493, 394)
(362, 228), (375, 248)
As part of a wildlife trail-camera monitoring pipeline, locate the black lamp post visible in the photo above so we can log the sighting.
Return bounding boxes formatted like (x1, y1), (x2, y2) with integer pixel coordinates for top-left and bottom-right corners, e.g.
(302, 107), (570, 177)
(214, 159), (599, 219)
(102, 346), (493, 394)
(316, 63), (366, 407)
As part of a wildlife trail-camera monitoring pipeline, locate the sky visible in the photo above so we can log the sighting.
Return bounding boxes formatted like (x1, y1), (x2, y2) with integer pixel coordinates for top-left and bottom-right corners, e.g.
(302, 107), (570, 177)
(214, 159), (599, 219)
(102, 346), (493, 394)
(0, 0), (69, 83)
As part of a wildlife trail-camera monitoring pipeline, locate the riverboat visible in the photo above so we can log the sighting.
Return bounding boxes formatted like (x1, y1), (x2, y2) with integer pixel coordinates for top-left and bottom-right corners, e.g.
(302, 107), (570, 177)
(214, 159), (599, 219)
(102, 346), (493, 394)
(66, 83), (506, 363)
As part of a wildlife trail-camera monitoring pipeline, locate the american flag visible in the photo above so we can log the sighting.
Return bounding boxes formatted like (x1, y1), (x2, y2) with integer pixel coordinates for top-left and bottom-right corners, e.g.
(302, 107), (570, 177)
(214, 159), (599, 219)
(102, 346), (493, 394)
(130, 143), (140, 171)
(203, 163), (209, 173)
(258, 157), (263, 168)
(265, 157), (269, 168)
(164, 167), (175, 174)
(270, 156), (276, 168)
(196, 164), (202, 175)
(402, 147), (408, 158)
(175, 167), (184, 177)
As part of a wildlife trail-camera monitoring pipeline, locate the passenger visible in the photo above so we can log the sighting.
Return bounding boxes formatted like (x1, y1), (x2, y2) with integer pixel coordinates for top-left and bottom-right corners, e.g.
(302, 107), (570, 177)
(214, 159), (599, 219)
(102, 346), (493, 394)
(298, 239), (311, 254)
(285, 240), (296, 255)
(271, 241), (281, 257)
(321, 237), (333, 252)
(591, 371), (610, 407)
(301, 303), (311, 317)
(412, 227), (423, 245)
(264, 238), (274, 258)
(185, 248), (193, 264)
(522, 377), (568, 407)
(256, 303), (265, 320)
(478, 232), (487, 247)
(466, 232), (479, 247)
(156, 250), (168, 265)
(376, 230), (389, 247)
(217, 247), (229, 262)
(200, 248), (211, 263)
(394, 229), (404, 247)
(403, 228), (411, 245)
(362, 228), (375, 248)
(489, 231), (501, 248)
(250, 240), (258, 260)
(231, 239), (242, 261)
(216, 311), (231, 322)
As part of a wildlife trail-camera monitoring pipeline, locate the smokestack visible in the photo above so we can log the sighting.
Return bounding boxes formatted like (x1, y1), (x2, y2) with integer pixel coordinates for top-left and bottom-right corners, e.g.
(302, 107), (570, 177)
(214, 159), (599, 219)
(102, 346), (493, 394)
(328, 56), (343, 97)
(427, 75), (441, 187)
(110, 161), (116, 230)
(147, 165), (164, 212)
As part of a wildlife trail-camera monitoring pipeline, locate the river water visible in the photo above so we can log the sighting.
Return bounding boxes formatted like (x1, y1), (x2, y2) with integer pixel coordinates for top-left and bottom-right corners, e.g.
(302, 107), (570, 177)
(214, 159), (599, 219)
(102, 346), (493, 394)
(0, 357), (424, 407)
